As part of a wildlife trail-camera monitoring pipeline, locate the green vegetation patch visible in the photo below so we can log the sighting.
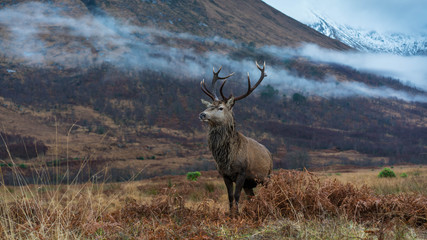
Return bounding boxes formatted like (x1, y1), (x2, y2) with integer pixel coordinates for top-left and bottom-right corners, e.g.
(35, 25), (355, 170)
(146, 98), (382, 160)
(186, 171), (201, 181)
(378, 167), (396, 178)
(18, 163), (28, 169)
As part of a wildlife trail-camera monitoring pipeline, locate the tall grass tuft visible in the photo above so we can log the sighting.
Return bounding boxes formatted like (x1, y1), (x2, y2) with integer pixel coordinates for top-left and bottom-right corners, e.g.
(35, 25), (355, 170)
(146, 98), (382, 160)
(0, 125), (122, 239)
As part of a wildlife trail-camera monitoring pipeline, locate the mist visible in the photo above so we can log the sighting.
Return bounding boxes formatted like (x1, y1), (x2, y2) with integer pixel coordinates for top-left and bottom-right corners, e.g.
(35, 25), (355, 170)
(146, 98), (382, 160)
(0, 2), (426, 103)
(262, 44), (427, 92)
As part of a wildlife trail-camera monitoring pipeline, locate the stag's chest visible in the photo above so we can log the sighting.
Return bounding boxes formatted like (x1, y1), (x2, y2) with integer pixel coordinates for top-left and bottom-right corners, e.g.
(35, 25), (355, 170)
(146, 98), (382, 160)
(208, 129), (243, 177)
(208, 131), (230, 162)
(209, 138), (230, 164)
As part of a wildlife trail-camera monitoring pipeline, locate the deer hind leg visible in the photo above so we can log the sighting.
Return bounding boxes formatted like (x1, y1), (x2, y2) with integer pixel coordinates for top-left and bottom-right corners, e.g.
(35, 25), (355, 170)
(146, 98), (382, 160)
(243, 178), (256, 199)
(243, 187), (255, 199)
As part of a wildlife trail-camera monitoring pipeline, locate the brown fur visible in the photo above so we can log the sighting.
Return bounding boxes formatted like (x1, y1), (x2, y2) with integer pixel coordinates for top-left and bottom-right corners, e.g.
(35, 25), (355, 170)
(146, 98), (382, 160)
(199, 98), (273, 214)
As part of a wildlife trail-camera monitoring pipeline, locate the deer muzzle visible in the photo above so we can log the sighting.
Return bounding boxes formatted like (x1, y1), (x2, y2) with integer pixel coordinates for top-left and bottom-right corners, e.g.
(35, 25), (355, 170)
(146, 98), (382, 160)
(199, 112), (207, 121)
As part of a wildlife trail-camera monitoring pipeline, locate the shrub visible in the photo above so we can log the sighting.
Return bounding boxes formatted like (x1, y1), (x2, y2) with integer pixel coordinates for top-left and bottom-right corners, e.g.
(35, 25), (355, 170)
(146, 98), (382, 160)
(292, 93), (306, 104)
(18, 164), (28, 169)
(186, 171), (201, 181)
(95, 125), (106, 135)
(378, 168), (396, 178)
(260, 84), (279, 101)
(400, 173), (408, 178)
(136, 156), (144, 160)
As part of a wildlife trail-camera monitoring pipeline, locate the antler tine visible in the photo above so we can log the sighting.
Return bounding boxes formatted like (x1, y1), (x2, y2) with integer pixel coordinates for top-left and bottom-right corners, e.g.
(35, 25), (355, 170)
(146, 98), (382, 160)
(212, 66), (234, 100)
(201, 66), (234, 101)
(234, 61), (266, 102)
(213, 66), (234, 80)
(200, 79), (215, 101)
(211, 66), (222, 100)
(218, 71), (235, 101)
(213, 66), (221, 74)
(255, 61), (266, 71)
(219, 79), (232, 100)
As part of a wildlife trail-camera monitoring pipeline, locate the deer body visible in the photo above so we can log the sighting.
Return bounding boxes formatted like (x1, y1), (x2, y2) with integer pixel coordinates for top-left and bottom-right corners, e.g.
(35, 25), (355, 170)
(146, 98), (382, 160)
(199, 63), (273, 214)
(208, 120), (272, 183)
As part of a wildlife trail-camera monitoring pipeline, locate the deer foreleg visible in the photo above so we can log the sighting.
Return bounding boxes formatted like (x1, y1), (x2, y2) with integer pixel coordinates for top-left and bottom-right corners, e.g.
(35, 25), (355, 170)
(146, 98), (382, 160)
(234, 173), (246, 214)
(223, 176), (234, 213)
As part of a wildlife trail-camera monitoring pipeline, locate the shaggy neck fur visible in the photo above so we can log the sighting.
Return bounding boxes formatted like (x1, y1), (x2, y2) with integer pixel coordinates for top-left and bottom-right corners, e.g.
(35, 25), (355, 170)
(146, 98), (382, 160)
(208, 118), (240, 172)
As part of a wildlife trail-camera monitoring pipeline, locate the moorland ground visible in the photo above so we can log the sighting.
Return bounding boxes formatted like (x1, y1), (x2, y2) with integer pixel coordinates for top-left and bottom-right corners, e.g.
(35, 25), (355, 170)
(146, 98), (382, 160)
(0, 164), (426, 239)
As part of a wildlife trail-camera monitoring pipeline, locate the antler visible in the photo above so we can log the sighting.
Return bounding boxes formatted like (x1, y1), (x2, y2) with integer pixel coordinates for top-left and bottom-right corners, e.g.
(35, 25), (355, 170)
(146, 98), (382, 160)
(200, 79), (215, 101)
(200, 66), (234, 101)
(220, 61), (266, 102)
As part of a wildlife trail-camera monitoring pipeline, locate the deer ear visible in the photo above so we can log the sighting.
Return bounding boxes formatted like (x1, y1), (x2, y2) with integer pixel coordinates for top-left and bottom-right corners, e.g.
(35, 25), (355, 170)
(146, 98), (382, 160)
(226, 96), (235, 108)
(201, 99), (212, 107)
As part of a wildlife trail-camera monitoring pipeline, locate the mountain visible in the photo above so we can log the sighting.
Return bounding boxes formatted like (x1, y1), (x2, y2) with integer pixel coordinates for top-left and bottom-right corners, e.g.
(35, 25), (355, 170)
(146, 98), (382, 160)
(0, 0), (426, 184)
(308, 12), (427, 56)
(82, 0), (350, 49)
(0, 0), (349, 50)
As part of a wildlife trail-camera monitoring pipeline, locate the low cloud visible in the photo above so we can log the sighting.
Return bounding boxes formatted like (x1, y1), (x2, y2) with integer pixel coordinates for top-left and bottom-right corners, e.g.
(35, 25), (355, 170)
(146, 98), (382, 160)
(0, 2), (426, 103)
(262, 44), (427, 92)
(267, 70), (427, 102)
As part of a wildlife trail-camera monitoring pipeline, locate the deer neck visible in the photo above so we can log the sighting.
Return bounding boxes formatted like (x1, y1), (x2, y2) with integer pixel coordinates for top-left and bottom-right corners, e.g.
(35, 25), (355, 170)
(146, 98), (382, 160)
(208, 120), (240, 170)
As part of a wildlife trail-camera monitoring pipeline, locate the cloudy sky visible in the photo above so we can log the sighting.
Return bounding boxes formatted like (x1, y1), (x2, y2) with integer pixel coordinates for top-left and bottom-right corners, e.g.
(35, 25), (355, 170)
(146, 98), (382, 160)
(263, 0), (427, 35)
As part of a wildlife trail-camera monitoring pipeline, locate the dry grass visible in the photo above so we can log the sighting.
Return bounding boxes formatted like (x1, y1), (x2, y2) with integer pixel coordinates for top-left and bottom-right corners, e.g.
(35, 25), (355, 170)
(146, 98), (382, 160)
(320, 165), (427, 195)
(244, 170), (427, 231)
(0, 166), (426, 239)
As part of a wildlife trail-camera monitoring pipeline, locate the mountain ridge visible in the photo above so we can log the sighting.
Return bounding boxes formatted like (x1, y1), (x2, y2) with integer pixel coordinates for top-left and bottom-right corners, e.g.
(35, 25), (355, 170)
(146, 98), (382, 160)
(308, 12), (427, 56)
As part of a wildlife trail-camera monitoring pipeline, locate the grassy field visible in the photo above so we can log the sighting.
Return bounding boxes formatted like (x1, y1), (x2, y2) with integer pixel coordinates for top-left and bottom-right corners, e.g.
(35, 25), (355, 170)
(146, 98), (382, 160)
(319, 165), (427, 196)
(0, 165), (426, 239)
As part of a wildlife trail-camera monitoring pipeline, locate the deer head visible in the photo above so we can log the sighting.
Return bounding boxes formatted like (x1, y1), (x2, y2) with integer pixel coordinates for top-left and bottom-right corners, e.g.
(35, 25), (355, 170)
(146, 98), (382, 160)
(199, 62), (266, 126)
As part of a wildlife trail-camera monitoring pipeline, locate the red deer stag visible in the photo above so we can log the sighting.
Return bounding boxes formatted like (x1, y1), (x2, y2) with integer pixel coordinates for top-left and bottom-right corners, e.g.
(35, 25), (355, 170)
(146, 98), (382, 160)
(199, 62), (273, 215)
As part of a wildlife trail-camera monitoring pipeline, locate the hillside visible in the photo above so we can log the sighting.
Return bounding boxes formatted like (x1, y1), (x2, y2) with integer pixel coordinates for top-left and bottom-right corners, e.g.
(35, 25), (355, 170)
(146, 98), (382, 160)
(0, 0), (426, 184)
(83, 0), (351, 49)
(0, 0), (351, 50)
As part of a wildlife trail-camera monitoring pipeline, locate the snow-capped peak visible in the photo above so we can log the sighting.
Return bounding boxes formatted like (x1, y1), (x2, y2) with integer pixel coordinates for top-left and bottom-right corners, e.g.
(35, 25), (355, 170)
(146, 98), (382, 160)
(308, 11), (427, 56)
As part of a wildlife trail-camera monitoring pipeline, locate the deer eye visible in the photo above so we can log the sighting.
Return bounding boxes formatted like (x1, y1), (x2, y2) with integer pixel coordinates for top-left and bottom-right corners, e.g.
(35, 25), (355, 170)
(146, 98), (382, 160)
(218, 107), (224, 111)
